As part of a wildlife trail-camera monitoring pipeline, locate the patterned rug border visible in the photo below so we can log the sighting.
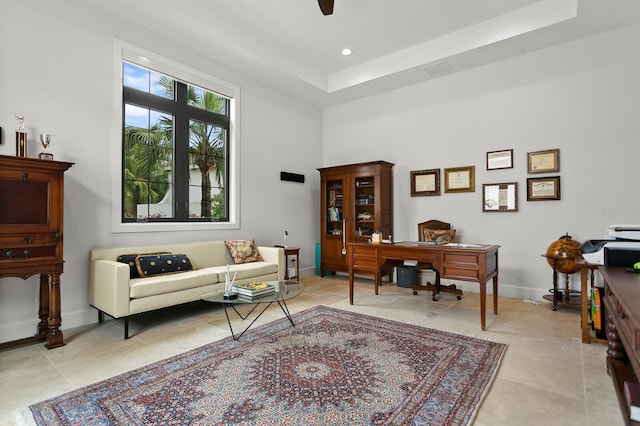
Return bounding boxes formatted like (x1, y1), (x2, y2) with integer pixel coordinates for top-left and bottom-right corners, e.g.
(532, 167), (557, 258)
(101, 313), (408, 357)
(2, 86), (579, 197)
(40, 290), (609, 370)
(29, 305), (507, 425)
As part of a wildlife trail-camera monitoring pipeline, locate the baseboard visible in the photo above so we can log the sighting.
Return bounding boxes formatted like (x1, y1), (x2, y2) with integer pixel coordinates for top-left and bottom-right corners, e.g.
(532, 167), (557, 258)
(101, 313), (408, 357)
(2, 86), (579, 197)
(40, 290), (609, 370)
(0, 307), (98, 345)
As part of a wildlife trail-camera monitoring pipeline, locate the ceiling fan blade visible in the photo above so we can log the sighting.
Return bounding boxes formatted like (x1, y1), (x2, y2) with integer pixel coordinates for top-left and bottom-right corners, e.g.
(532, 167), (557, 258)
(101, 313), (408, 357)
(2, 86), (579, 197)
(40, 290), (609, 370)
(318, 0), (334, 15)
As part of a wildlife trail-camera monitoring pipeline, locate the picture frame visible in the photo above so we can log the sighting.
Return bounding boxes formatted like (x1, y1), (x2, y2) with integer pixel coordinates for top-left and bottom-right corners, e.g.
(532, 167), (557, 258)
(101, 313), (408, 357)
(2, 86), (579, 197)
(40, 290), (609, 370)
(527, 149), (559, 173)
(486, 149), (513, 170)
(410, 168), (440, 196)
(527, 176), (561, 201)
(444, 165), (475, 193)
(482, 182), (518, 212)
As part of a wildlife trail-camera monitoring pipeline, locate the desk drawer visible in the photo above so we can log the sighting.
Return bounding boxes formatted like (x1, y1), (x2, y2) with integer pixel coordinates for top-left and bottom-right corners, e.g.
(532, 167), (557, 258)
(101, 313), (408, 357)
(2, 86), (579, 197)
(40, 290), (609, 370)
(442, 266), (479, 280)
(0, 233), (60, 245)
(443, 252), (479, 265)
(352, 258), (378, 270)
(381, 246), (437, 263)
(0, 233), (60, 260)
(442, 252), (480, 280)
(0, 245), (58, 260)
(352, 245), (378, 271)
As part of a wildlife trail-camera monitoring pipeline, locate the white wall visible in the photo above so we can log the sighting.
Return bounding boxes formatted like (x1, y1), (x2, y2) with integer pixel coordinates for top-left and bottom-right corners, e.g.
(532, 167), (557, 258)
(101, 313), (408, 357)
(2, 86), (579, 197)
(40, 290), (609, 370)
(322, 23), (640, 300)
(0, 1), (322, 342)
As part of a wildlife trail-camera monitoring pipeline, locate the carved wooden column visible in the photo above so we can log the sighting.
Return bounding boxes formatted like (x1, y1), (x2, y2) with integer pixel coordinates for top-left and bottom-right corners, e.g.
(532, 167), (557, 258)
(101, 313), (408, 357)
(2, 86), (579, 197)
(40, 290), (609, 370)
(606, 311), (626, 366)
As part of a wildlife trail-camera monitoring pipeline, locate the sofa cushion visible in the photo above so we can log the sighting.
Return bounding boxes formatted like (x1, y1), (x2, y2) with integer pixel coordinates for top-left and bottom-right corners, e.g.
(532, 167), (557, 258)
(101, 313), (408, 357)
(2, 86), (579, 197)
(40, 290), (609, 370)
(117, 252), (169, 278)
(129, 268), (220, 299)
(422, 229), (456, 244)
(135, 254), (193, 277)
(225, 239), (263, 264)
(210, 262), (278, 281)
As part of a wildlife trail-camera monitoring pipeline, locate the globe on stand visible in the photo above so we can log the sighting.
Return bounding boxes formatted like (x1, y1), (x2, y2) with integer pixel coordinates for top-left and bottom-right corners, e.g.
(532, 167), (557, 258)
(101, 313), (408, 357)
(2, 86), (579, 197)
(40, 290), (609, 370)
(543, 232), (582, 310)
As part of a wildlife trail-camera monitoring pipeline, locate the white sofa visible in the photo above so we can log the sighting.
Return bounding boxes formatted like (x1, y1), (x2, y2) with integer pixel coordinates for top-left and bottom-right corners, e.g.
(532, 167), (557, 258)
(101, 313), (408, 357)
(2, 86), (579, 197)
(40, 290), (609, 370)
(89, 241), (285, 338)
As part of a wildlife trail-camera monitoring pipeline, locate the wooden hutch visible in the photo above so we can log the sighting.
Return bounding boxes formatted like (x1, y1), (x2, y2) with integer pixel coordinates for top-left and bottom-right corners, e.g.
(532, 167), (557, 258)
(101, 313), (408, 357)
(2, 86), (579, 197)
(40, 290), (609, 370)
(0, 155), (73, 349)
(318, 161), (393, 275)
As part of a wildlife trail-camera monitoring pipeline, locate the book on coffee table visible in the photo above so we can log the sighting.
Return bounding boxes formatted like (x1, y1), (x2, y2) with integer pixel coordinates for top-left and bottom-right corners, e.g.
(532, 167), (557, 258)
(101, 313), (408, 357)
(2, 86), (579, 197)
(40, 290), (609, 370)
(237, 292), (275, 301)
(233, 281), (275, 297)
(625, 381), (640, 421)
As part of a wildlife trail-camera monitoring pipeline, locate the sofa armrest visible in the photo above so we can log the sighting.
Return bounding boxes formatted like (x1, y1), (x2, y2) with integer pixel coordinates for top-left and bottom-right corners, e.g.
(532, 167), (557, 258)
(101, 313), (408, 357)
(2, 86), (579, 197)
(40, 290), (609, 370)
(89, 259), (131, 318)
(258, 246), (286, 281)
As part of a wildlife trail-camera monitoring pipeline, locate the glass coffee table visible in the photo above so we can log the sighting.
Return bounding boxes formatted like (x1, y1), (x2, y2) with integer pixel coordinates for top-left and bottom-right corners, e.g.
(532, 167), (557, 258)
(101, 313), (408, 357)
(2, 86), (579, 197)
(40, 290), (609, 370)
(202, 280), (303, 340)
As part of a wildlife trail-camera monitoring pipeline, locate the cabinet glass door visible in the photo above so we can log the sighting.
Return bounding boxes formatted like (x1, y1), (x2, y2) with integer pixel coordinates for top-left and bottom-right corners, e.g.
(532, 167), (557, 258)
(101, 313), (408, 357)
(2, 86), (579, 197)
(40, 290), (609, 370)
(325, 179), (343, 237)
(354, 175), (375, 240)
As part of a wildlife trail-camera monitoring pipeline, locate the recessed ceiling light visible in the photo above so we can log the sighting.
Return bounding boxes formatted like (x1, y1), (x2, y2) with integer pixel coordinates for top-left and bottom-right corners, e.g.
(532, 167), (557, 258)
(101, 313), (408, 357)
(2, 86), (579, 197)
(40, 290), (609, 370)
(341, 48), (352, 56)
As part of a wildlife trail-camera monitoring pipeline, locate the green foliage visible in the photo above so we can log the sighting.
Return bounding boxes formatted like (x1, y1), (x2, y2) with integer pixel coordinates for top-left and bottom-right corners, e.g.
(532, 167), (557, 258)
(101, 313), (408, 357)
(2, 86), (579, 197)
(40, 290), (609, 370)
(123, 125), (171, 218)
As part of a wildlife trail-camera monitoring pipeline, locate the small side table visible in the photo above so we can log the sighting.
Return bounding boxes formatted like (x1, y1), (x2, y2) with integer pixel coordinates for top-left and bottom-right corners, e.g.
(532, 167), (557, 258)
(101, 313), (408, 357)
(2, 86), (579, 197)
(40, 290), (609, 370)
(284, 247), (300, 282)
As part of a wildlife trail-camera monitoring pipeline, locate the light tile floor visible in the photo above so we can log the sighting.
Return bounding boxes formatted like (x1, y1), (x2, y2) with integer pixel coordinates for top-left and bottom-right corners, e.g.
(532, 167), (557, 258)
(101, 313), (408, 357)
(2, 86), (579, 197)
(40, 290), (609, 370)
(0, 275), (623, 425)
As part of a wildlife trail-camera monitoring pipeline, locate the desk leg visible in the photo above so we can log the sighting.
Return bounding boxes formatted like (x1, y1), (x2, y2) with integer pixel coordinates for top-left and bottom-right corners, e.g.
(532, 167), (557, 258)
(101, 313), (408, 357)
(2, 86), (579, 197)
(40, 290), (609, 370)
(46, 273), (65, 349)
(374, 271), (381, 295)
(349, 271), (354, 305)
(493, 275), (499, 315)
(37, 274), (50, 338)
(581, 267), (589, 344)
(480, 280), (487, 331)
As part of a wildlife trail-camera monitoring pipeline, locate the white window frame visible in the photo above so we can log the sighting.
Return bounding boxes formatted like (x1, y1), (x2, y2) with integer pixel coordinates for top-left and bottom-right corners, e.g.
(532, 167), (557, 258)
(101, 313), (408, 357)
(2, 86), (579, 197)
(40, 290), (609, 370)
(111, 40), (240, 233)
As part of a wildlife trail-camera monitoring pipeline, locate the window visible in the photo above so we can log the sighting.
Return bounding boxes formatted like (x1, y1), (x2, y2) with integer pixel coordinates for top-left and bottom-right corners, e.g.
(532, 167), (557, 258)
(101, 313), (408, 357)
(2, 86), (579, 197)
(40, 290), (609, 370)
(113, 42), (239, 232)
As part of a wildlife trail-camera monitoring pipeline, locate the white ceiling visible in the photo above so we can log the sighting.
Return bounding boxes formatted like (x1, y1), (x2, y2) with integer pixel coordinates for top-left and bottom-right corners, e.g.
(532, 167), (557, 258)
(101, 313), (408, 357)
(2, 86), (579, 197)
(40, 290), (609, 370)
(80, 0), (640, 107)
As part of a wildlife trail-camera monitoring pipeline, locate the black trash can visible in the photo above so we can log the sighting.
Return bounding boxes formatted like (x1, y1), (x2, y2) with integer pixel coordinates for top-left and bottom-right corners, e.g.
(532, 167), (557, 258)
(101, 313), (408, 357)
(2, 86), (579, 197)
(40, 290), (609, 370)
(397, 265), (418, 288)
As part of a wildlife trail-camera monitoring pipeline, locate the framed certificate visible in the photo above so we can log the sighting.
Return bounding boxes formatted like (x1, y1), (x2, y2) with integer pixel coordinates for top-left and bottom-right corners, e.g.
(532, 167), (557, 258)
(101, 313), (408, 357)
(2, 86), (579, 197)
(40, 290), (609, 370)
(410, 169), (440, 196)
(527, 149), (559, 173)
(486, 149), (513, 170)
(483, 182), (518, 212)
(444, 166), (475, 193)
(527, 176), (561, 200)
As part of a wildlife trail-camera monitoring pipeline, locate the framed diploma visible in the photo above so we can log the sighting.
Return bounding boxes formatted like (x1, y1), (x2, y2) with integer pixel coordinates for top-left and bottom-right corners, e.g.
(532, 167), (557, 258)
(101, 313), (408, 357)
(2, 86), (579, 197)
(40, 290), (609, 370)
(483, 182), (518, 212)
(527, 176), (561, 200)
(527, 149), (559, 173)
(410, 169), (440, 196)
(444, 165), (475, 193)
(486, 149), (513, 170)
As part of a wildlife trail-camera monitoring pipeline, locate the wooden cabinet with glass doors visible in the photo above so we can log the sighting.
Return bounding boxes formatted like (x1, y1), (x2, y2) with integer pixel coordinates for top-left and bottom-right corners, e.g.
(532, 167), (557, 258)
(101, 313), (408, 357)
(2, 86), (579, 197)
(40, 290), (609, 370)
(318, 161), (393, 275)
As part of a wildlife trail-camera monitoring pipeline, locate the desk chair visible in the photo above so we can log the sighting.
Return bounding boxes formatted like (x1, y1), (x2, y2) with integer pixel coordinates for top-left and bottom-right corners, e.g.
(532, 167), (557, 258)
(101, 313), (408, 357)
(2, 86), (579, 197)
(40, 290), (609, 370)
(414, 220), (464, 301)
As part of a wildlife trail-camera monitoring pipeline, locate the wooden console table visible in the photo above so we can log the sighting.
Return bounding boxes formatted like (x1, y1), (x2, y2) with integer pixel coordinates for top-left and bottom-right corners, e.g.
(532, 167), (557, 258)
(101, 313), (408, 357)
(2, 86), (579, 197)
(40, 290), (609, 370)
(602, 266), (640, 425)
(0, 155), (73, 350)
(347, 242), (499, 330)
(576, 260), (607, 344)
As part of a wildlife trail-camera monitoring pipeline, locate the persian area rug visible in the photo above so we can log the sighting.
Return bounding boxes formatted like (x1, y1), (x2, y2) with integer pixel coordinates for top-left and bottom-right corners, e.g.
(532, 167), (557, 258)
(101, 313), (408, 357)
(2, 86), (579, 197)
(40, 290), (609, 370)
(30, 305), (507, 425)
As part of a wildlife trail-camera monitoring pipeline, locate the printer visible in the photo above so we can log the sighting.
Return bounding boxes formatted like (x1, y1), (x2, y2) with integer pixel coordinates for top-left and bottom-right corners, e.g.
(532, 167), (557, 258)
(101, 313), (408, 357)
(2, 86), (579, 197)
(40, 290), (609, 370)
(605, 224), (640, 240)
(579, 225), (640, 265)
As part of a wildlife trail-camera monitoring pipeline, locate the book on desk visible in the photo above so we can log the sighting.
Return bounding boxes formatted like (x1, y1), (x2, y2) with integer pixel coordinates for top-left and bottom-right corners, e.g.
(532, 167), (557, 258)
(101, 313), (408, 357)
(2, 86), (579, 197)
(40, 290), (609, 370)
(625, 381), (640, 422)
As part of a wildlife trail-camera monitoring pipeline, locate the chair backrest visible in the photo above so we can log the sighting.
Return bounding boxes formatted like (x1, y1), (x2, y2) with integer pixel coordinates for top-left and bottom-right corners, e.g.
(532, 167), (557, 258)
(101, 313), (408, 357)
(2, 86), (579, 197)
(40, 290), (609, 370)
(418, 219), (458, 243)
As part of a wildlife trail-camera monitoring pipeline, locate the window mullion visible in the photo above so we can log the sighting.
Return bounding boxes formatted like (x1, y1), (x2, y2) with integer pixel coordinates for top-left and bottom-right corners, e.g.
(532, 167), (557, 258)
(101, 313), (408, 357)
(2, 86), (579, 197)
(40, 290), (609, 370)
(173, 82), (190, 221)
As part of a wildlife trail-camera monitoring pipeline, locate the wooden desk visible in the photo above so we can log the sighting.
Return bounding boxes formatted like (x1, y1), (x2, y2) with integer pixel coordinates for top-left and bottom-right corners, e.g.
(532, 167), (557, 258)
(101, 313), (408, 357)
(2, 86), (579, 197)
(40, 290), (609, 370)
(601, 266), (640, 425)
(347, 242), (500, 330)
